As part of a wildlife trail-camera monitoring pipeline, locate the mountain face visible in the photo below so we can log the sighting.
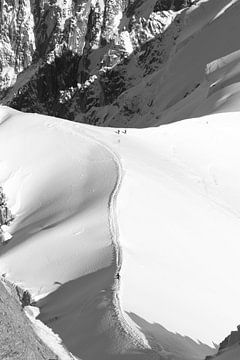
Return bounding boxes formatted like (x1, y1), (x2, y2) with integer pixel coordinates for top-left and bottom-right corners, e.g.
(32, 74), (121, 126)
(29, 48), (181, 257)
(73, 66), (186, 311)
(0, 0), (195, 124)
(2, 1), (240, 358)
(0, 278), (59, 360)
(205, 327), (240, 360)
(218, 326), (240, 352)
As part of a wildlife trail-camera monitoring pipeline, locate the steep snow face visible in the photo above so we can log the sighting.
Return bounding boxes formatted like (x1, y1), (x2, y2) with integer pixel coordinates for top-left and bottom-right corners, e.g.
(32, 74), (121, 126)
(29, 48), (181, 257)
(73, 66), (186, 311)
(0, 106), (218, 360)
(0, 106), (154, 359)
(83, 112), (240, 348)
(3, 104), (240, 358)
(0, 0), (194, 120)
(0, 107), (117, 292)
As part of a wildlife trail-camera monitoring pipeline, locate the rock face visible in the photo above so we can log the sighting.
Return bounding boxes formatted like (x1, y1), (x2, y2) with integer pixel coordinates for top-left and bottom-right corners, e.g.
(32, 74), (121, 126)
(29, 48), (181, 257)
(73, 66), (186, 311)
(0, 0), (35, 89)
(0, 187), (14, 243)
(154, 0), (194, 11)
(0, 0), (195, 124)
(218, 326), (240, 352)
(0, 279), (58, 360)
(205, 326), (240, 359)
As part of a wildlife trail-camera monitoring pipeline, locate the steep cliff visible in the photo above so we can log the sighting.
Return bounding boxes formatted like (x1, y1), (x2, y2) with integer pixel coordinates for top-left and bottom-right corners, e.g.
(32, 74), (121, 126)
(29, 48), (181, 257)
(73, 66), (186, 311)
(0, 0), (195, 124)
(218, 326), (240, 352)
(205, 326), (240, 360)
(0, 278), (60, 360)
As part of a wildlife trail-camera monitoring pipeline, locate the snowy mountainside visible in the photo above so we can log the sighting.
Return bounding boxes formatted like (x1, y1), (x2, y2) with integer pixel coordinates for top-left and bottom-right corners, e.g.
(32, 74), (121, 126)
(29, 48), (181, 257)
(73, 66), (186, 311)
(0, 105), (220, 360)
(0, 0), (195, 123)
(2, 1), (240, 128)
(95, 0), (240, 127)
(2, 106), (240, 359)
(1, 1), (240, 359)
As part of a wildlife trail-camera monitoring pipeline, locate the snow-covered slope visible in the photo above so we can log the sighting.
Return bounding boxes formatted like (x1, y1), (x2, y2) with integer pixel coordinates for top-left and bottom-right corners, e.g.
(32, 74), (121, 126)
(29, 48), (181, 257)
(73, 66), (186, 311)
(1, 1), (240, 359)
(84, 112), (240, 348)
(2, 104), (240, 359)
(0, 106), (155, 359)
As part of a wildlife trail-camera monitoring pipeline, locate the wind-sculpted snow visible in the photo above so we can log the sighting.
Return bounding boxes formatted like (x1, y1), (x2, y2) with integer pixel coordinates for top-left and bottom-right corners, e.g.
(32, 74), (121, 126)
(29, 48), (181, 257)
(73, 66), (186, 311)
(0, 106), (155, 359)
(1, 1), (240, 359)
(0, 105), (228, 360)
(83, 112), (240, 350)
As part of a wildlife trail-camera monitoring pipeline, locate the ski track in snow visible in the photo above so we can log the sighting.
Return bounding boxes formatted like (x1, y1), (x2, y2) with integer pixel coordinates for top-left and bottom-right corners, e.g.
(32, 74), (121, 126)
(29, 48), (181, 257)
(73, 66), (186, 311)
(0, 110), (151, 358)
(55, 120), (152, 353)
(83, 130), (152, 352)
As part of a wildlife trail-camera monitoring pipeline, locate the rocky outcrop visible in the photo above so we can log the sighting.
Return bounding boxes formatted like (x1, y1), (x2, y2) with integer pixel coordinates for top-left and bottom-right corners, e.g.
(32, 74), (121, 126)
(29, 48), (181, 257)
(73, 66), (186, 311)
(0, 186), (14, 243)
(0, 278), (58, 360)
(205, 326), (240, 359)
(0, 0), (196, 124)
(0, 0), (35, 90)
(154, 0), (195, 11)
(218, 326), (240, 352)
